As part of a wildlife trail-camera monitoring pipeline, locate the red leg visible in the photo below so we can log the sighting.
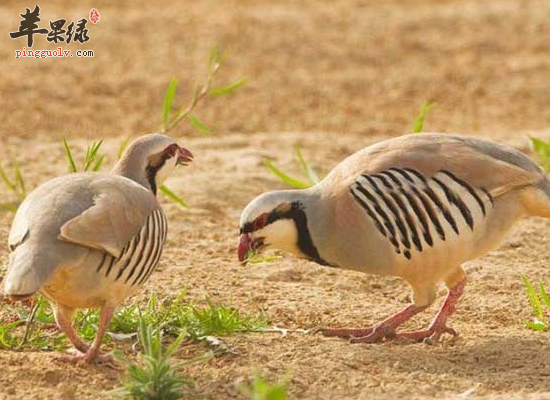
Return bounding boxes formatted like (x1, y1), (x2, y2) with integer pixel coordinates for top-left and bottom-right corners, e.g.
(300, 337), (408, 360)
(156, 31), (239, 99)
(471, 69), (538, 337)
(56, 305), (115, 364)
(322, 304), (427, 341)
(348, 304), (428, 343)
(53, 305), (89, 353)
(395, 277), (466, 344)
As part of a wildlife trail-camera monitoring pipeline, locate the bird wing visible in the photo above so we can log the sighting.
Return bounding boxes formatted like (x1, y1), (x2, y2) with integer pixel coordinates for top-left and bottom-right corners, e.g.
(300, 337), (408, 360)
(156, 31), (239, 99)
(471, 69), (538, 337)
(316, 133), (545, 270)
(325, 133), (544, 198)
(349, 167), (496, 260)
(58, 177), (160, 259)
(8, 199), (31, 252)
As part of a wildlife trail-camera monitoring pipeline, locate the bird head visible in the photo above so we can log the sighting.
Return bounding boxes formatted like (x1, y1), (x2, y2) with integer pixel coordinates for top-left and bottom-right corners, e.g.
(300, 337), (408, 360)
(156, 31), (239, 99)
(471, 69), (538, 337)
(238, 190), (311, 264)
(114, 133), (193, 194)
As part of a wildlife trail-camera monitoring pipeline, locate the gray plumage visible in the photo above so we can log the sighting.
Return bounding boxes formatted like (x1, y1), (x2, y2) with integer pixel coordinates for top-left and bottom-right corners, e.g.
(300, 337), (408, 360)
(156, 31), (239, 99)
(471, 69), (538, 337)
(2, 133), (192, 362)
(238, 133), (550, 343)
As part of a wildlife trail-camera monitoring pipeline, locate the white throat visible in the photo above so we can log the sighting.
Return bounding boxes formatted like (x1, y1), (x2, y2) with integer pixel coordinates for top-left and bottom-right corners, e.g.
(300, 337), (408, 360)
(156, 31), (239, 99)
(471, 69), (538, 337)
(260, 218), (302, 256)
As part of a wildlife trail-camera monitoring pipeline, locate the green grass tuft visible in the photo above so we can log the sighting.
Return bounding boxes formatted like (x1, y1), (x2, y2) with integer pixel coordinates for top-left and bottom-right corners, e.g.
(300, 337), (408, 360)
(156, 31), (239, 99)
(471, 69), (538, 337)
(0, 292), (267, 352)
(118, 137), (131, 159)
(412, 101), (434, 133)
(161, 46), (246, 134)
(522, 275), (550, 331)
(265, 144), (322, 189)
(209, 77), (248, 96)
(530, 136), (550, 172)
(109, 318), (207, 400)
(241, 374), (289, 400)
(0, 157), (27, 212)
(62, 138), (105, 173)
(159, 185), (189, 208)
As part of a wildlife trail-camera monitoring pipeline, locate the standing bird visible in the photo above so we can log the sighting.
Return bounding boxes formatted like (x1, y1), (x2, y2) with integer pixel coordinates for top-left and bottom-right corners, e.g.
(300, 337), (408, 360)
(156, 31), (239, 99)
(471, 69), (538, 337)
(238, 133), (550, 343)
(2, 134), (193, 362)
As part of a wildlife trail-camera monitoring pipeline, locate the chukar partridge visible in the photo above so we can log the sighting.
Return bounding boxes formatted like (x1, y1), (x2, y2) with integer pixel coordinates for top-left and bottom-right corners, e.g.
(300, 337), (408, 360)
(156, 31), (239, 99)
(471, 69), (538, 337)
(238, 133), (549, 343)
(2, 134), (192, 362)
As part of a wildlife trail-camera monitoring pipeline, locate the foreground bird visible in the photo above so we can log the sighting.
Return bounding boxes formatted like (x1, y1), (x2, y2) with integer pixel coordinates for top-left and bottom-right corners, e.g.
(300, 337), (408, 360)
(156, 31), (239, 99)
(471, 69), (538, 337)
(2, 133), (192, 362)
(238, 133), (550, 343)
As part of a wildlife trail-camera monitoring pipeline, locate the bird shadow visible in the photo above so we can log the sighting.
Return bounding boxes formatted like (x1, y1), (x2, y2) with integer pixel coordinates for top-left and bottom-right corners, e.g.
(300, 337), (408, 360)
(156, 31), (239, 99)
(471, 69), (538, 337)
(367, 334), (550, 392)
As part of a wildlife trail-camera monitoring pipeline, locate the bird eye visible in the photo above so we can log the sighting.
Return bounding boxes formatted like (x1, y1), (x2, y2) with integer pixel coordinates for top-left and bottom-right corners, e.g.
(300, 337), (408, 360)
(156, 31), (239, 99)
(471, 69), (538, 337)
(163, 143), (178, 158)
(253, 213), (268, 231)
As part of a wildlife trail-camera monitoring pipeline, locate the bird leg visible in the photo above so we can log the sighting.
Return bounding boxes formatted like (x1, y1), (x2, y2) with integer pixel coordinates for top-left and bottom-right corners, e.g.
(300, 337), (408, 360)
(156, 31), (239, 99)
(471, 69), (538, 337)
(394, 277), (466, 344)
(54, 305), (89, 353)
(322, 304), (427, 341)
(56, 305), (115, 364)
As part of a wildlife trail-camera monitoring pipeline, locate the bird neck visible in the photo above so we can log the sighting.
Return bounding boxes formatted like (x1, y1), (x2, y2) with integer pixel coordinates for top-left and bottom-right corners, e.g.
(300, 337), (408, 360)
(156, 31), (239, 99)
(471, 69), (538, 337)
(112, 158), (157, 195)
(288, 189), (334, 266)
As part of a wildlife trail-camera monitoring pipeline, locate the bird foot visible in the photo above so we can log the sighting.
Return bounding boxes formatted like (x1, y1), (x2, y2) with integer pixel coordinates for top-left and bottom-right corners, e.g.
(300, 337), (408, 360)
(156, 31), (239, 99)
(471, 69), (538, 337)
(55, 349), (115, 366)
(395, 325), (458, 344)
(322, 304), (422, 343)
(347, 325), (396, 344)
(320, 327), (375, 339)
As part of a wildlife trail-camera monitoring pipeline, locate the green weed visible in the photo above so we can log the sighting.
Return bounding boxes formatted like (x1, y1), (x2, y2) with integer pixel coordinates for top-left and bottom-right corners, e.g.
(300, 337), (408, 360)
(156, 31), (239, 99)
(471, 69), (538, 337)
(161, 46), (247, 134)
(77, 293), (268, 343)
(1, 293), (267, 351)
(530, 136), (550, 172)
(265, 144), (322, 189)
(246, 253), (283, 265)
(63, 138), (105, 172)
(159, 185), (189, 208)
(522, 275), (550, 331)
(0, 158), (27, 212)
(412, 101), (434, 133)
(241, 374), (289, 400)
(0, 296), (64, 350)
(109, 318), (210, 400)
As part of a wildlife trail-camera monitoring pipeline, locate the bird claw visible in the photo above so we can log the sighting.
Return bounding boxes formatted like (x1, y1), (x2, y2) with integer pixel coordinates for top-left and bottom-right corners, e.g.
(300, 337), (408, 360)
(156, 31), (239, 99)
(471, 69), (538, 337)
(320, 327), (375, 339)
(348, 327), (393, 344)
(54, 350), (116, 366)
(396, 325), (458, 345)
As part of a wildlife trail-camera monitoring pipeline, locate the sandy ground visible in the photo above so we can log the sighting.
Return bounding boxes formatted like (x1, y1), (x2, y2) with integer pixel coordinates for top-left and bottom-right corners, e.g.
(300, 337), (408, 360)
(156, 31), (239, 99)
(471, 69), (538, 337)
(1, 0), (550, 399)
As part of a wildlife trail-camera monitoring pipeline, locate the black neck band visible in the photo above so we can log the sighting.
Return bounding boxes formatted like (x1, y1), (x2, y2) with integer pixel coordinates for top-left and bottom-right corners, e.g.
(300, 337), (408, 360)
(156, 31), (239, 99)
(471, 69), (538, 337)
(146, 154), (170, 195)
(277, 202), (331, 266)
(146, 166), (158, 195)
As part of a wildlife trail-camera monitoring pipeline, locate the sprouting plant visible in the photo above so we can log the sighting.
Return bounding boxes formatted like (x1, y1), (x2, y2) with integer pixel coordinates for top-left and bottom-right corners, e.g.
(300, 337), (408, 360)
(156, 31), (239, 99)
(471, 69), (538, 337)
(112, 293), (268, 340)
(529, 136), (550, 172)
(241, 374), (289, 400)
(0, 320), (23, 349)
(159, 185), (189, 208)
(176, 299), (268, 340)
(109, 318), (209, 400)
(246, 254), (283, 264)
(63, 138), (105, 172)
(118, 137), (131, 159)
(0, 296), (64, 351)
(161, 46), (247, 134)
(265, 144), (322, 189)
(522, 275), (550, 331)
(0, 158), (27, 212)
(412, 101), (434, 133)
(2, 292), (267, 351)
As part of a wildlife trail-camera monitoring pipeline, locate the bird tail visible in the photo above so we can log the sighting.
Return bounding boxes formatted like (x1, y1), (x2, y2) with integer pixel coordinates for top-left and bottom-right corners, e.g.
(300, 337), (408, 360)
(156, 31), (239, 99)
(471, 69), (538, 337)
(2, 249), (46, 300)
(522, 177), (550, 218)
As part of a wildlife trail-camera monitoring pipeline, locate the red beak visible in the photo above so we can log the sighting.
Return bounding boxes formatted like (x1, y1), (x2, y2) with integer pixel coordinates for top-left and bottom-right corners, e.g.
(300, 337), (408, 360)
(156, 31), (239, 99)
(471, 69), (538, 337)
(238, 234), (252, 265)
(177, 146), (193, 166)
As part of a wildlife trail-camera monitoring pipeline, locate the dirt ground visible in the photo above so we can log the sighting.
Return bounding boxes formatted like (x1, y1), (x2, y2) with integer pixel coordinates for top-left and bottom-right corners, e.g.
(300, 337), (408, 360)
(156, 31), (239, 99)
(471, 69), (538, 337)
(2, 0), (550, 399)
